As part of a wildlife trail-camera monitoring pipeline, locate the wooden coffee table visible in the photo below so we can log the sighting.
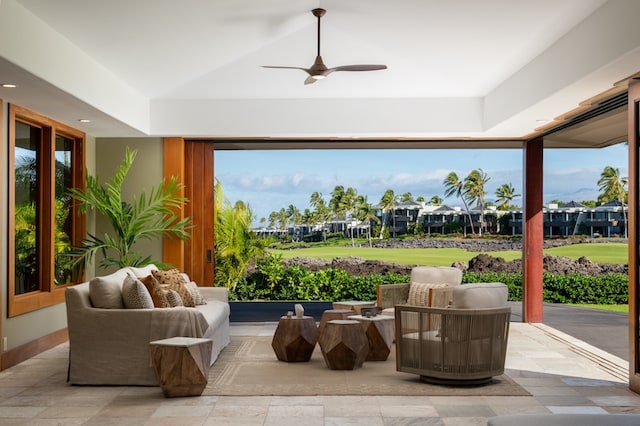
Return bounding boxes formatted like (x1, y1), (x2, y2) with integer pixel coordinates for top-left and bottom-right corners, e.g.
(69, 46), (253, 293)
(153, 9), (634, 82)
(318, 309), (355, 335)
(348, 314), (395, 361)
(332, 301), (376, 314)
(150, 337), (212, 397)
(271, 316), (319, 362)
(318, 319), (369, 370)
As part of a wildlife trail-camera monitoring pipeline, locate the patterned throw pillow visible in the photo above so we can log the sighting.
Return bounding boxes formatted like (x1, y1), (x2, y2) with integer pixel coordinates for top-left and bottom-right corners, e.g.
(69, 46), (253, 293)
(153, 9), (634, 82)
(185, 281), (207, 305)
(164, 289), (184, 307)
(151, 269), (195, 307)
(139, 274), (169, 308)
(121, 273), (154, 309)
(407, 283), (449, 306)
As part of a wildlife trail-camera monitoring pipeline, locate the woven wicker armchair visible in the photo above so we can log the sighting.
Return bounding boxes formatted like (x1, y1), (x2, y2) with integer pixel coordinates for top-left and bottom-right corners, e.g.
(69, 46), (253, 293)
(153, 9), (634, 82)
(395, 282), (511, 385)
(377, 266), (462, 313)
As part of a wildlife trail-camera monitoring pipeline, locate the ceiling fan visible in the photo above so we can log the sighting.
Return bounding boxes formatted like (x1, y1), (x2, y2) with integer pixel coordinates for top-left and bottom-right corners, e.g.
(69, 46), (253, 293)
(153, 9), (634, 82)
(262, 8), (387, 85)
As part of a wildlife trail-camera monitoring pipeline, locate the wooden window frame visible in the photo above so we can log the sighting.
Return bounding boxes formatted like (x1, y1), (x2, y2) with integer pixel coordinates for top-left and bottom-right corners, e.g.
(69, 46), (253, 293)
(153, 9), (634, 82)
(8, 104), (86, 317)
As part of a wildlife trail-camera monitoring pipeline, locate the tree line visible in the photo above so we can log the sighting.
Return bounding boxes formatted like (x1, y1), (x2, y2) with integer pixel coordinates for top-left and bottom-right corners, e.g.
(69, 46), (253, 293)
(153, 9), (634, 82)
(259, 165), (627, 237)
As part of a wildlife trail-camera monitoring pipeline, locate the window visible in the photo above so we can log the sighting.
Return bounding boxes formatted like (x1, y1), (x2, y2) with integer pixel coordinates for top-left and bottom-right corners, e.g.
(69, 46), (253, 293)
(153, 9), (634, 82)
(8, 105), (85, 316)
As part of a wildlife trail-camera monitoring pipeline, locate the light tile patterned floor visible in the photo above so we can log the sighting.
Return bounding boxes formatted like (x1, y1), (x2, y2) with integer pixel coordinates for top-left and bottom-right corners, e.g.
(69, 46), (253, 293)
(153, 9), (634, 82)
(0, 322), (638, 425)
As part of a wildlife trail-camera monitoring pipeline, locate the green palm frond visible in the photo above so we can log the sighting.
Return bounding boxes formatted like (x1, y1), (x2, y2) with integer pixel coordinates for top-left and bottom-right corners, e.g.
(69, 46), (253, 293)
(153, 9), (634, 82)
(67, 147), (191, 270)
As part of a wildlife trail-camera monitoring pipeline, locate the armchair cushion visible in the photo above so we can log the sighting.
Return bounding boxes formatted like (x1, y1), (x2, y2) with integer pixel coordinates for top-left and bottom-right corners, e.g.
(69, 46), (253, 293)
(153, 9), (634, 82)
(411, 266), (462, 286)
(451, 283), (508, 309)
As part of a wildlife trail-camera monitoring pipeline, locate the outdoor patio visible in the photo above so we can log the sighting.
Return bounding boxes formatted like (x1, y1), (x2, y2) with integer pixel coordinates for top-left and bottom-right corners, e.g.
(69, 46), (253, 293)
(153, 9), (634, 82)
(0, 321), (638, 425)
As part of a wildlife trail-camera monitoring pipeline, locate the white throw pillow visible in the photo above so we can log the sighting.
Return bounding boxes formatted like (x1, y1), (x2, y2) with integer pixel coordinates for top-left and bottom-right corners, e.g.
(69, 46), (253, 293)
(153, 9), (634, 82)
(89, 269), (129, 309)
(122, 273), (154, 309)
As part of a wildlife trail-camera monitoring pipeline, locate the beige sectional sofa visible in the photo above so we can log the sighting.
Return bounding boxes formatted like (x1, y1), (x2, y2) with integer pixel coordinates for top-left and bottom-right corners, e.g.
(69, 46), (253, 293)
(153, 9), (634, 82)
(65, 264), (230, 385)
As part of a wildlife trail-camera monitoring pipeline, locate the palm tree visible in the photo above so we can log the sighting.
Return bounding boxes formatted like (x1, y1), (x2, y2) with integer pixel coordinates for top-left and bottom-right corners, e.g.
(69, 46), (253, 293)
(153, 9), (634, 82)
(428, 195), (443, 206)
(355, 195), (380, 247)
(463, 169), (490, 235)
(276, 208), (288, 231)
(343, 187), (358, 246)
(214, 180), (267, 291)
(309, 191), (330, 239)
(329, 185), (346, 219)
(443, 171), (475, 235)
(416, 195), (425, 203)
(400, 192), (413, 202)
(286, 204), (302, 241)
(495, 183), (520, 211)
(378, 189), (396, 238)
(598, 165), (628, 238)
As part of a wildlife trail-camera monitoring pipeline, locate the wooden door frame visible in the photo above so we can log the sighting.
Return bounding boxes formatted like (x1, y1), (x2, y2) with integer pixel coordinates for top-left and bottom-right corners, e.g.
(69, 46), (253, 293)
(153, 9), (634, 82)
(163, 138), (215, 286)
(629, 79), (640, 392)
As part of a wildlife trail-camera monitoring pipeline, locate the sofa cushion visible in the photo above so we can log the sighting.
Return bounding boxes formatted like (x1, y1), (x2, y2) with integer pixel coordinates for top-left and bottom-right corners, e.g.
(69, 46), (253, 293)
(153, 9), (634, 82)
(89, 268), (129, 308)
(127, 264), (158, 278)
(407, 283), (449, 306)
(122, 273), (154, 309)
(152, 269), (195, 307)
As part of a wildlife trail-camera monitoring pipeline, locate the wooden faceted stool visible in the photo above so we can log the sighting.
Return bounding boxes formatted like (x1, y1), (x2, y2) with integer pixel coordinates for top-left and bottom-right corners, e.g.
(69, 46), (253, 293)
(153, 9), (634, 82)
(271, 316), (319, 362)
(319, 320), (369, 370)
(318, 309), (355, 335)
(332, 301), (376, 315)
(150, 337), (212, 397)
(348, 314), (395, 361)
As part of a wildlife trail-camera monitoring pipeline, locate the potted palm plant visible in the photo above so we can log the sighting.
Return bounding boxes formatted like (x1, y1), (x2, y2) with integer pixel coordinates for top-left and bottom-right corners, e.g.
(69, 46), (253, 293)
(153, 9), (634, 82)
(68, 147), (191, 270)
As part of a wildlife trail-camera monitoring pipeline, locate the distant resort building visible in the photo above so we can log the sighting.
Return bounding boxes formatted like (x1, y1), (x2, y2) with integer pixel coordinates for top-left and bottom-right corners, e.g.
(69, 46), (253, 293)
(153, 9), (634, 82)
(254, 200), (627, 240)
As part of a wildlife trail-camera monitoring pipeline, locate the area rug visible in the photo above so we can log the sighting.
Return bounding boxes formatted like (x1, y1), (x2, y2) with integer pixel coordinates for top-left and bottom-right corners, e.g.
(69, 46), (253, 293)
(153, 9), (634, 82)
(203, 336), (529, 396)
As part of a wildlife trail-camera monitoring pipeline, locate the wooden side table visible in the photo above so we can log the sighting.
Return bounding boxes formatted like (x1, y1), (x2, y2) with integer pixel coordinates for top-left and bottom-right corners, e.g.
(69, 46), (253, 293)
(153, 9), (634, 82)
(332, 301), (376, 314)
(348, 314), (395, 361)
(318, 319), (368, 370)
(150, 337), (212, 397)
(318, 309), (355, 335)
(271, 316), (319, 362)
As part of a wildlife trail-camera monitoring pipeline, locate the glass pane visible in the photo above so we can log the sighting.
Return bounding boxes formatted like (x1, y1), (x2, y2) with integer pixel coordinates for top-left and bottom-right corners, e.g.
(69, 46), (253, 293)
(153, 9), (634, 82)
(55, 135), (75, 285)
(14, 121), (41, 295)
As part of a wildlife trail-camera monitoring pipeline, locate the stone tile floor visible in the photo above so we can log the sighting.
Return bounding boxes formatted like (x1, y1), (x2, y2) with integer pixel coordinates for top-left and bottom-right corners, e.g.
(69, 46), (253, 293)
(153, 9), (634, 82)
(0, 322), (638, 425)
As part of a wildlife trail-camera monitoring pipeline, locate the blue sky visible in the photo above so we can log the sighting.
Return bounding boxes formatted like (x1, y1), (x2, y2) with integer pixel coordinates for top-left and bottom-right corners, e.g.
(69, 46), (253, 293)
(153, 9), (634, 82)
(215, 144), (628, 224)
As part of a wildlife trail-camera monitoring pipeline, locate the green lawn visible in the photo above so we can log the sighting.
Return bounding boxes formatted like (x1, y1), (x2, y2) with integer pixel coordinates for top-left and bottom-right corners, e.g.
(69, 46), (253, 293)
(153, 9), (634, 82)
(269, 242), (628, 267)
(544, 243), (627, 264)
(570, 303), (629, 313)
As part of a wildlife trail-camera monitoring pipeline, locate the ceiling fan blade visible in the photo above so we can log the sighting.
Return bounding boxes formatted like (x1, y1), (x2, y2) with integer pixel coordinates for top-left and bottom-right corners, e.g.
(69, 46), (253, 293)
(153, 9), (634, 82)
(261, 65), (310, 72)
(330, 65), (388, 72)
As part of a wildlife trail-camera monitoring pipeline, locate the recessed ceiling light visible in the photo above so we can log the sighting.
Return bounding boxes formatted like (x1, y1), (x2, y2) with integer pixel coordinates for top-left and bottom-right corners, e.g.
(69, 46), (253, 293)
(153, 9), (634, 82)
(536, 119), (549, 124)
(1, 83), (17, 88)
(78, 119), (91, 123)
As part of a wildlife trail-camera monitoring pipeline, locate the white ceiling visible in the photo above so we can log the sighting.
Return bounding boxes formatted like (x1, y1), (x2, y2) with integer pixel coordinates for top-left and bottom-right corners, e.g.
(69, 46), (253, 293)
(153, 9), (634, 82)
(1, 0), (639, 142)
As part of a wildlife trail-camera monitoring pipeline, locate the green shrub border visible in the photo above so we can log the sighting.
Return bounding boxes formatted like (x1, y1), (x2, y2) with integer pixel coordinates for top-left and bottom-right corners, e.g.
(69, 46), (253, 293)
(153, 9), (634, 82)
(231, 257), (628, 304)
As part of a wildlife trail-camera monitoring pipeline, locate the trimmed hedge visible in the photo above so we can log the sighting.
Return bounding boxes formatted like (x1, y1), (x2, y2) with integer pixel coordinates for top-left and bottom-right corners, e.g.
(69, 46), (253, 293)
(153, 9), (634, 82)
(231, 257), (628, 304)
(463, 272), (628, 304)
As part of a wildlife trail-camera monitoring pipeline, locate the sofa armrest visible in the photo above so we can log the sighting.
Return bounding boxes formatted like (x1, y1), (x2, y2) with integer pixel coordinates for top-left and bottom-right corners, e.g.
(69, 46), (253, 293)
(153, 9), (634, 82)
(198, 286), (229, 303)
(377, 283), (409, 309)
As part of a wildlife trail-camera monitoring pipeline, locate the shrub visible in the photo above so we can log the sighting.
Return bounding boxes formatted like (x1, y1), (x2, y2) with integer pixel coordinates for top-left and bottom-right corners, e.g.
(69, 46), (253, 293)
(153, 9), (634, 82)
(231, 257), (628, 304)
